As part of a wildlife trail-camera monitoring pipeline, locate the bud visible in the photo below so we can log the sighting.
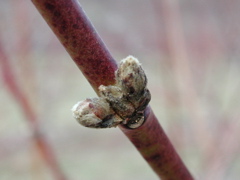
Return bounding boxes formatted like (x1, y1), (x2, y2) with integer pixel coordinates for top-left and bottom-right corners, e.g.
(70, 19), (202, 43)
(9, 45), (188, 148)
(99, 85), (135, 118)
(71, 98), (121, 128)
(116, 56), (147, 97)
(72, 56), (151, 129)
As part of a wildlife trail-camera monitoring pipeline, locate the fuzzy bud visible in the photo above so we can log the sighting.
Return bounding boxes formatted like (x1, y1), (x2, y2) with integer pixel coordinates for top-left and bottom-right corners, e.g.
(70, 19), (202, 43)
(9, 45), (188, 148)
(116, 56), (147, 97)
(72, 56), (151, 129)
(72, 98), (121, 128)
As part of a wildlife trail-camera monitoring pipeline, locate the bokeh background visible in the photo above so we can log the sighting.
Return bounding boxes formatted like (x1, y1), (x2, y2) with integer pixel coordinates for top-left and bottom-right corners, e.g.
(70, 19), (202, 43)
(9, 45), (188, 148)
(1, 0), (240, 179)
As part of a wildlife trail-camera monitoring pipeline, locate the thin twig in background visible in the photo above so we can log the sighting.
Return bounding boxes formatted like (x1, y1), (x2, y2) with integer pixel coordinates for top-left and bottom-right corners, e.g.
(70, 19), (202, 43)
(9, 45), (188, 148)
(152, 0), (212, 154)
(31, 0), (193, 179)
(0, 41), (67, 180)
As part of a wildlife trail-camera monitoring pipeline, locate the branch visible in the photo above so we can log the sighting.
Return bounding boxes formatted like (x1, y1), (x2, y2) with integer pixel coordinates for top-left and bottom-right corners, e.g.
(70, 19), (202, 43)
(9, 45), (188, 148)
(32, 0), (117, 93)
(31, 0), (194, 179)
(0, 37), (67, 180)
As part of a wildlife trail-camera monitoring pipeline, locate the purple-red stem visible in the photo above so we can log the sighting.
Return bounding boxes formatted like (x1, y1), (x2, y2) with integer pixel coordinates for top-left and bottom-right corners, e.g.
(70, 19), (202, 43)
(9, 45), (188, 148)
(32, 0), (117, 93)
(31, 0), (193, 179)
(121, 107), (193, 179)
(0, 41), (67, 180)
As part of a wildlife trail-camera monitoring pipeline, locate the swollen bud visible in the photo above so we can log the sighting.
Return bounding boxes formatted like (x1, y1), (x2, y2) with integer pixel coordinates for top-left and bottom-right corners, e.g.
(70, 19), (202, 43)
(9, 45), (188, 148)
(116, 56), (147, 96)
(72, 56), (151, 129)
(72, 98), (121, 128)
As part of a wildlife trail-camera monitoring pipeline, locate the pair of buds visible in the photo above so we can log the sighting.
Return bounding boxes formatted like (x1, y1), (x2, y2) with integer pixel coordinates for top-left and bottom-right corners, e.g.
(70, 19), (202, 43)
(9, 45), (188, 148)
(72, 56), (151, 129)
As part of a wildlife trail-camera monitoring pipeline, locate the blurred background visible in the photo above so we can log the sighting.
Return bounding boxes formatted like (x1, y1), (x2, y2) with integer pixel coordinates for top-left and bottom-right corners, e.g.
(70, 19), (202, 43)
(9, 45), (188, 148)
(1, 0), (240, 179)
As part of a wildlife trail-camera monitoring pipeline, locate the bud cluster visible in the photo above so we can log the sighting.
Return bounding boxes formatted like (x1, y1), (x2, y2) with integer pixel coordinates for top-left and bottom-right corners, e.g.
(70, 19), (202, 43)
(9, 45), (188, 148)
(72, 56), (151, 129)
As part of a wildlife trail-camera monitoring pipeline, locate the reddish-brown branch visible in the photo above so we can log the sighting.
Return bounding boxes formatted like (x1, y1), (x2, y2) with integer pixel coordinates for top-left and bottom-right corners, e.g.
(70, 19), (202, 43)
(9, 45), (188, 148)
(31, 0), (193, 179)
(31, 0), (117, 93)
(0, 41), (67, 180)
(120, 106), (193, 179)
